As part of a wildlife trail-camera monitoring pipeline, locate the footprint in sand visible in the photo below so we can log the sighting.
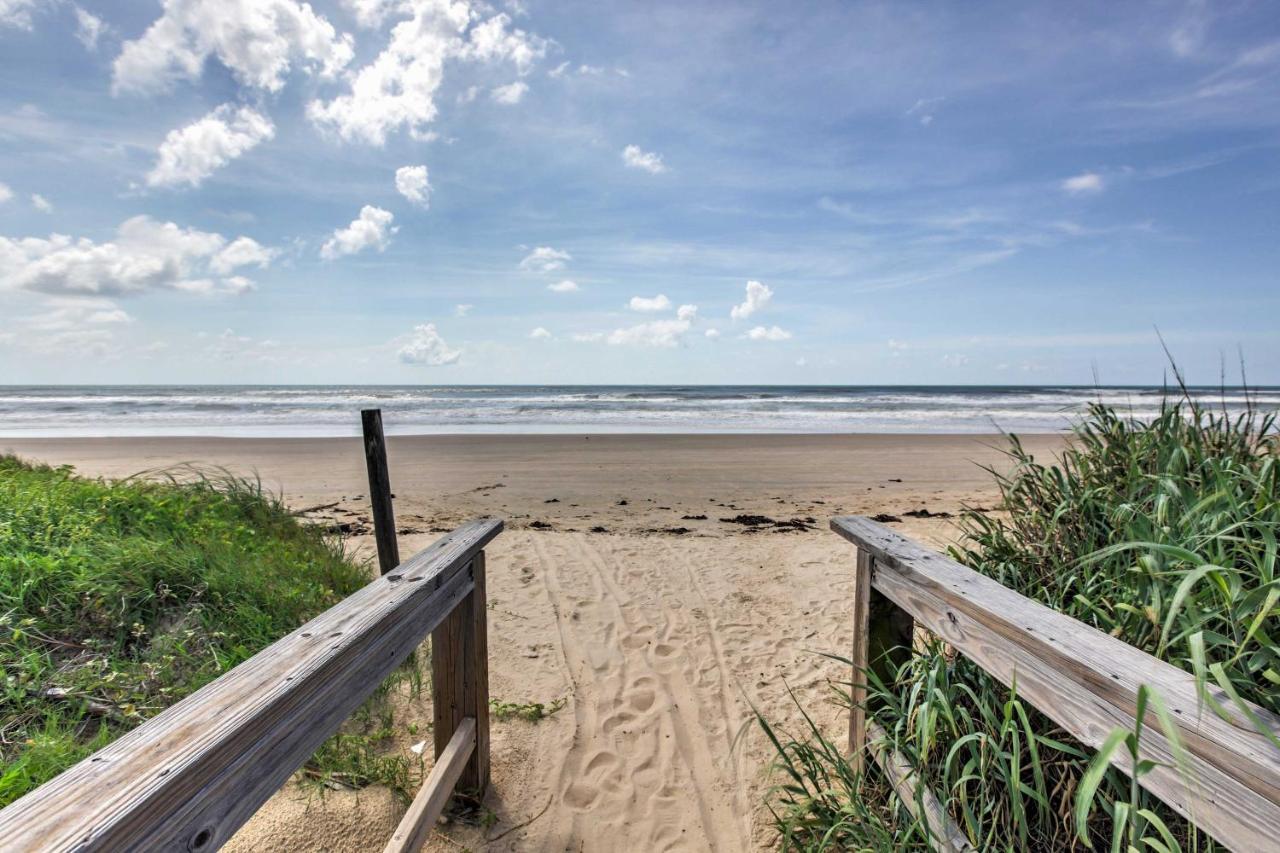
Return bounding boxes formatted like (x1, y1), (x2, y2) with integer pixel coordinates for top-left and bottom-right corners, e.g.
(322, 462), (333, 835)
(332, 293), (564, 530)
(563, 750), (624, 811)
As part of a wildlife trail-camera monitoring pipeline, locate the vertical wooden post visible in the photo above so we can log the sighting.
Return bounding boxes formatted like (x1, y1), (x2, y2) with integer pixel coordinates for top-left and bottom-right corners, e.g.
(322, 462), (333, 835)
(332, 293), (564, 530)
(849, 548), (873, 768)
(849, 548), (915, 768)
(431, 551), (490, 795)
(361, 409), (400, 575)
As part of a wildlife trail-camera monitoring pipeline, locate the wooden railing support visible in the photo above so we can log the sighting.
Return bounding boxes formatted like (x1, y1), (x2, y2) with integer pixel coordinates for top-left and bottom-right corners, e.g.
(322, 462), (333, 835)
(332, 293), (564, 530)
(362, 408), (400, 575)
(431, 550), (490, 795)
(832, 515), (1280, 852)
(848, 547), (914, 770)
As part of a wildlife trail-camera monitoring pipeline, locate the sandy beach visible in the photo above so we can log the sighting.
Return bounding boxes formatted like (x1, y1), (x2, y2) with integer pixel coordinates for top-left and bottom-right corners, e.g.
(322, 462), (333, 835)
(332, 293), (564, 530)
(3, 433), (1063, 851)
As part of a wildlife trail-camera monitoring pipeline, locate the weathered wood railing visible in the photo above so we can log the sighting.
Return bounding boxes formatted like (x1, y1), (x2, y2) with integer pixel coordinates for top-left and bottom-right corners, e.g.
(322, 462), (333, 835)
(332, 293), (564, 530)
(833, 515), (1280, 852)
(0, 518), (503, 853)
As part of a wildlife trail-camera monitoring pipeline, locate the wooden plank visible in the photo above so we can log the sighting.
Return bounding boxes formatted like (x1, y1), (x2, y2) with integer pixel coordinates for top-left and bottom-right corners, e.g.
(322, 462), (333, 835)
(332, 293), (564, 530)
(832, 515), (1280, 852)
(383, 717), (476, 853)
(362, 408), (400, 575)
(0, 518), (503, 853)
(866, 720), (974, 853)
(432, 552), (490, 794)
(847, 548), (873, 767)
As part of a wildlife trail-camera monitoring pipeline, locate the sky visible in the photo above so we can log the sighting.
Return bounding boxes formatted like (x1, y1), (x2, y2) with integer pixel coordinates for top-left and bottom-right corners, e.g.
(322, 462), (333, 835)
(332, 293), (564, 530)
(1, 0), (1279, 386)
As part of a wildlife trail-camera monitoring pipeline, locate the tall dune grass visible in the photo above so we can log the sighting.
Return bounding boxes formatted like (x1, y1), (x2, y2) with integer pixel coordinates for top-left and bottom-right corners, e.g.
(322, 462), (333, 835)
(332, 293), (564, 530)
(0, 457), (388, 806)
(761, 398), (1278, 850)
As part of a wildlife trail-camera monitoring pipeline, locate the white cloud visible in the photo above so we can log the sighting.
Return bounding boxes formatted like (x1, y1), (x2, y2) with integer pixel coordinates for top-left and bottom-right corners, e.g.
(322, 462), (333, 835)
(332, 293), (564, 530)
(730, 280), (772, 321)
(629, 293), (671, 312)
(113, 0), (354, 95)
(622, 144), (666, 174)
(548, 60), (569, 77)
(320, 206), (397, 260)
(74, 6), (106, 49)
(455, 303), (473, 316)
(0, 215), (272, 297)
(607, 318), (691, 348)
(457, 85), (480, 103)
(906, 96), (944, 126)
(0, 182), (11, 203)
(398, 322), (460, 365)
(211, 236), (276, 274)
(571, 331), (604, 343)
(746, 325), (791, 342)
(490, 80), (528, 104)
(942, 353), (970, 367)
(676, 304), (697, 321)
(147, 105), (275, 188)
(529, 326), (551, 339)
(395, 165), (431, 207)
(1061, 172), (1105, 195)
(308, 5), (546, 145)
(547, 279), (578, 293)
(795, 356), (807, 367)
(30, 194), (52, 213)
(519, 245), (570, 272)
(704, 328), (720, 339)
(0, 0), (37, 30)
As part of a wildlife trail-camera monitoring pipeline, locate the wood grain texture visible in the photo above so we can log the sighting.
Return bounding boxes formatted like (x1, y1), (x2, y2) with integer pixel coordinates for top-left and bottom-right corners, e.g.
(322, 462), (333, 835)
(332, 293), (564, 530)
(383, 717), (477, 853)
(362, 408), (400, 575)
(866, 720), (975, 853)
(847, 549), (873, 767)
(832, 515), (1280, 852)
(431, 552), (490, 794)
(0, 518), (503, 853)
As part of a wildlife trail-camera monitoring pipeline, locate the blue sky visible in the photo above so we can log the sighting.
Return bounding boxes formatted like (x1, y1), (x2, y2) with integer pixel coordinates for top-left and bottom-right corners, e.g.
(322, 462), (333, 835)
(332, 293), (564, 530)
(1, 0), (1278, 385)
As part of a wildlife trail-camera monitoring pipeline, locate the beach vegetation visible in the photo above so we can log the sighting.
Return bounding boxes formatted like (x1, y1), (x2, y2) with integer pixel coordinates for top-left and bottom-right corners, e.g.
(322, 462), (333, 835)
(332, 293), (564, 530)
(0, 457), (422, 806)
(761, 395), (1279, 850)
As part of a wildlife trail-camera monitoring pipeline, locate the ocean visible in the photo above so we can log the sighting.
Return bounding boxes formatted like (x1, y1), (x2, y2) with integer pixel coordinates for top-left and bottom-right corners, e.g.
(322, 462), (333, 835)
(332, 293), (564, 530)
(0, 385), (1275, 437)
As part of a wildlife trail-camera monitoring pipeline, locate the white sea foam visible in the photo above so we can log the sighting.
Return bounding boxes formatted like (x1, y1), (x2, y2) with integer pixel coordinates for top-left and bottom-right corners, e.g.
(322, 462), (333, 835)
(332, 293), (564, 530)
(0, 386), (1275, 437)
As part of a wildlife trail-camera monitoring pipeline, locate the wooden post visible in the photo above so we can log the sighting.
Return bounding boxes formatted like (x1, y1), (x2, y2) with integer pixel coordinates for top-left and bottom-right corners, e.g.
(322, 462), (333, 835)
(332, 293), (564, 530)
(431, 551), (490, 795)
(849, 548), (915, 767)
(361, 408), (400, 575)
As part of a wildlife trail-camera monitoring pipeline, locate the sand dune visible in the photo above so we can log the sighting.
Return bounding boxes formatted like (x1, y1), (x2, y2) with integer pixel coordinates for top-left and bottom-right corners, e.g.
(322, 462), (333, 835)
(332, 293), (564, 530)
(4, 433), (1062, 851)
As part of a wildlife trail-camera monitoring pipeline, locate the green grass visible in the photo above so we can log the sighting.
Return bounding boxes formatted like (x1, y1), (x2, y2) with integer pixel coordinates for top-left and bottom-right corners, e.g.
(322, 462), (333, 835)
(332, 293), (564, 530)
(489, 696), (567, 722)
(0, 455), (419, 806)
(761, 395), (1279, 850)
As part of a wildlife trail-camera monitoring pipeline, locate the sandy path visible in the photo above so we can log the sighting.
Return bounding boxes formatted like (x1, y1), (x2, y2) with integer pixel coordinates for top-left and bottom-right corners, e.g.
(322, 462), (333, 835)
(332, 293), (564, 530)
(3, 433), (1064, 851)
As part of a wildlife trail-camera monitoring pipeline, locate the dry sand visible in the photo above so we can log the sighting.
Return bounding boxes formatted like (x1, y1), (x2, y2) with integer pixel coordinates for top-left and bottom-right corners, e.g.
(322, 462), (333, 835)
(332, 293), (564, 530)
(4, 433), (1064, 852)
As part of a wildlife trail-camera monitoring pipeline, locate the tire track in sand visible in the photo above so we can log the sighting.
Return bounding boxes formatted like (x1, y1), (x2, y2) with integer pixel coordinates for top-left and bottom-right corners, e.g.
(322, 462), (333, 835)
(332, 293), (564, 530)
(530, 533), (749, 852)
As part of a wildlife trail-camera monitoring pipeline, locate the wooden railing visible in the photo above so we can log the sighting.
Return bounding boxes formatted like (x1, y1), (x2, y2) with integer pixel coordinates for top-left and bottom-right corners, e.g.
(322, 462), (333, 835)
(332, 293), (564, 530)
(833, 515), (1280, 853)
(0, 518), (503, 853)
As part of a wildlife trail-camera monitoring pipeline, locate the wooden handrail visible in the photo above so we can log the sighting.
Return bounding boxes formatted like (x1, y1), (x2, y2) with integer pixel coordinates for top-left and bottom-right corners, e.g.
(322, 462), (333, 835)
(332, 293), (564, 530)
(833, 515), (1280, 852)
(0, 518), (503, 852)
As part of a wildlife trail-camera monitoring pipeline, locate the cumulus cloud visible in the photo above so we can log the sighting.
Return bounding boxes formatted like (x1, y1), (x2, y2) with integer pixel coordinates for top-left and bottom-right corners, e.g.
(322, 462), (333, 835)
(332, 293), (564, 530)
(704, 328), (720, 339)
(529, 326), (551, 339)
(746, 325), (791, 341)
(1061, 172), (1104, 195)
(519, 245), (570, 272)
(0, 215), (274, 297)
(75, 6), (106, 49)
(730, 280), (772, 320)
(0, 183), (11, 203)
(490, 80), (528, 104)
(629, 293), (671, 312)
(622, 144), (666, 174)
(455, 303), (473, 316)
(31, 194), (52, 213)
(547, 279), (579, 293)
(308, 4), (546, 145)
(676, 304), (697, 322)
(398, 322), (460, 365)
(607, 318), (691, 347)
(113, 0), (354, 95)
(395, 165), (431, 207)
(0, 0), (37, 30)
(147, 105), (275, 188)
(320, 205), (396, 260)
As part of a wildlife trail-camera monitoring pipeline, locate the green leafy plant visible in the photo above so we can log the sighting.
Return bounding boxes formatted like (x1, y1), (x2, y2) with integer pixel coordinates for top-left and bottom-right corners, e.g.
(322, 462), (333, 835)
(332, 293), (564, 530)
(489, 696), (567, 722)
